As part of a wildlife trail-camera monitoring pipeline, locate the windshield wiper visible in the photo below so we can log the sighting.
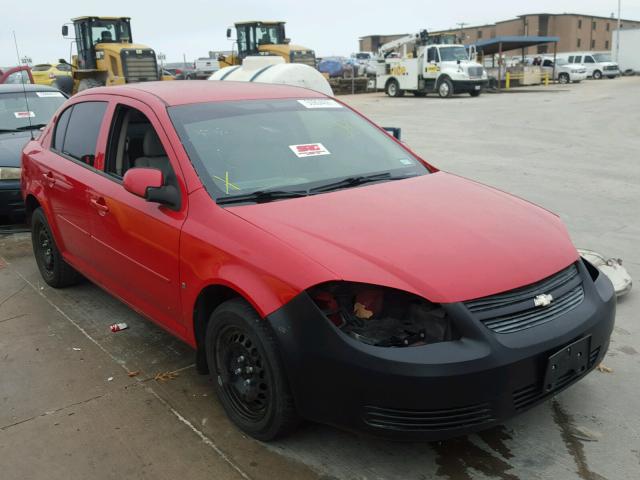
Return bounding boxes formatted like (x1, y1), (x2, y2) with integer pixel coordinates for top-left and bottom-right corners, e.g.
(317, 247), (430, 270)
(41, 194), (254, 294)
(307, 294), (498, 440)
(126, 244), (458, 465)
(309, 172), (415, 194)
(217, 189), (308, 205)
(15, 123), (47, 131)
(0, 128), (20, 133)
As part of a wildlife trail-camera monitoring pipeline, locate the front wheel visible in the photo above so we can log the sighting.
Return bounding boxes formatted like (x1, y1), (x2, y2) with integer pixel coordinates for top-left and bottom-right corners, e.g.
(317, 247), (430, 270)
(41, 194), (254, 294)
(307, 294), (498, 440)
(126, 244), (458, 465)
(206, 298), (299, 441)
(78, 78), (104, 91)
(31, 208), (82, 288)
(558, 73), (570, 84)
(592, 70), (602, 80)
(437, 78), (453, 98)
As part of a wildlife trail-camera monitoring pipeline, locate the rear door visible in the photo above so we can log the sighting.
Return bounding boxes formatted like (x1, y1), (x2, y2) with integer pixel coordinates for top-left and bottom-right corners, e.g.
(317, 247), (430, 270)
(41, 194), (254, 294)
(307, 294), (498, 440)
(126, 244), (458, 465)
(39, 101), (108, 273)
(87, 98), (187, 333)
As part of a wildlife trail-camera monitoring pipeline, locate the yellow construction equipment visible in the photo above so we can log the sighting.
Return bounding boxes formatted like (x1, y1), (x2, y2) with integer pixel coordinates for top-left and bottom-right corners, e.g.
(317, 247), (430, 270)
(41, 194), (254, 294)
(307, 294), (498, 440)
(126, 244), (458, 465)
(219, 21), (316, 68)
(61, 16), (161, 93)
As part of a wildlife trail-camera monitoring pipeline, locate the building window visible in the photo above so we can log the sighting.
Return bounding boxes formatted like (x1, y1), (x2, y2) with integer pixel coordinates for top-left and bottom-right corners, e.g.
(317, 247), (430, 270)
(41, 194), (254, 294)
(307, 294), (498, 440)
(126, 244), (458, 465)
(591, 39), (596, 49)
(577, 38), (581, 48)
(578, 19), (582, 29)
(605, 40), (609, 49)
(592, 21), (597, 30)
(606, 23), (610, 32)
(477, 30), (483, 39)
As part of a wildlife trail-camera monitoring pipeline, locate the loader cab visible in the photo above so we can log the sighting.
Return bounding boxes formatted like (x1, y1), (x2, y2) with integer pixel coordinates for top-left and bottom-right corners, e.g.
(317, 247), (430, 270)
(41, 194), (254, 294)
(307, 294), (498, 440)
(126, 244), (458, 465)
(231, 21), (287, 59)
(63, 17), (133, 70)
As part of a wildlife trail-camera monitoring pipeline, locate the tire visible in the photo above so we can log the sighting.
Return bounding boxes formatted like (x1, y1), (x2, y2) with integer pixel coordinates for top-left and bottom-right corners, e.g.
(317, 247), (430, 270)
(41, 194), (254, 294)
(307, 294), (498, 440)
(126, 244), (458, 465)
(592, 70), (602, 80)
(437, 77), (453, 98)
(31, 208), (82, 288)
(558, 73), (570, 84)
(78, 78), (104, 91)
(206, 298), (299, 441)
(386, 79), (403, 97)
(469, 89), (481, 97)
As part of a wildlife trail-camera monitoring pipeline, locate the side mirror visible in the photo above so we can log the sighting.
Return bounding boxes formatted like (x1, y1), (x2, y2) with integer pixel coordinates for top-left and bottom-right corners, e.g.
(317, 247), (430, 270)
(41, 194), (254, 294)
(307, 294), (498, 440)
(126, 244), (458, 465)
(123, 168), (181, 210)
(62, 25), (69, 37)
(283, 37), (291, 44)
(226, 28), (232, 38)
(382, 127), (402, 140)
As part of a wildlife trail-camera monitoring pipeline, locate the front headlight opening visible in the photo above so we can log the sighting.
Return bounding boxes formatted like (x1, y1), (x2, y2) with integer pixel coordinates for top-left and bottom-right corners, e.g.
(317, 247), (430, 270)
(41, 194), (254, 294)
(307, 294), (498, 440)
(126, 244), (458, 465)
(0, 167), (21, 181)
(309, 282), (459, 347)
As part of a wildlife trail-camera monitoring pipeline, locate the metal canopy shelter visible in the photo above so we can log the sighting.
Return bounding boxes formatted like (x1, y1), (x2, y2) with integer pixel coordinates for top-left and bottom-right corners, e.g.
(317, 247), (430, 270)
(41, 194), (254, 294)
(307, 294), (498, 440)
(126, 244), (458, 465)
(473, 35), (560, 90)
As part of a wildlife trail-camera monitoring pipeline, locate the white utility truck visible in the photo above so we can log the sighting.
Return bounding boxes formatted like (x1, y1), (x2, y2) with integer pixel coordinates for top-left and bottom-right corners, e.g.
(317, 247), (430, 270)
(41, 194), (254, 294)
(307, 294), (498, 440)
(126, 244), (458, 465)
(375, 30), (488, 98)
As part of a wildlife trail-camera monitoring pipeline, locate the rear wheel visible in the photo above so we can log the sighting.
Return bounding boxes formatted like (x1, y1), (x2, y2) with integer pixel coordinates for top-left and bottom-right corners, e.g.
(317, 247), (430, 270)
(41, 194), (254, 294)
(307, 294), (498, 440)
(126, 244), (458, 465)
(206, 298), (299, 441)
(592, 70), (602, 80)
(558, 72), (570, 84)
(31, 208), (82, 288)
(386, 79), (403, 97)
(78, 78), (104, 91)
(437, 78), (453, 98)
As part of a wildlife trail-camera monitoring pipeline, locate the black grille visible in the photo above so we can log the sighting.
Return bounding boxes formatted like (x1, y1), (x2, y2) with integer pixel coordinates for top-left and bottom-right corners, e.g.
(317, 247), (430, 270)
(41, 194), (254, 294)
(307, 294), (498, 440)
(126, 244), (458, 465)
(121, 49), (159, 83)
(604, 65), (618, 71)
(363, 403), (494, 432)
(464, 264), (584, 334)
(513, 345), (601, 411)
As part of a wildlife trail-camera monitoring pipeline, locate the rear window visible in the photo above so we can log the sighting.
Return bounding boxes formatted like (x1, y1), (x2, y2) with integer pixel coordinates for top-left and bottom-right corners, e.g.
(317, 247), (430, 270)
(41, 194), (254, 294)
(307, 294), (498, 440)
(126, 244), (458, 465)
(0, 91), (66, 131)
(31, 64), (52, 72)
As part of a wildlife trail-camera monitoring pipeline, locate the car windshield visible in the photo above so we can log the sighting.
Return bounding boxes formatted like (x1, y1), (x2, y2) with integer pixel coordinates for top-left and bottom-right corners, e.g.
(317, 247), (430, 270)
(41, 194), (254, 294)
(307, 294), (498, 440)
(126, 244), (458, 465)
(439, 46), (469, 62)
(0, 91), (66, 131)
(169, 98), (429, 201)
(593, 53), (612, 62)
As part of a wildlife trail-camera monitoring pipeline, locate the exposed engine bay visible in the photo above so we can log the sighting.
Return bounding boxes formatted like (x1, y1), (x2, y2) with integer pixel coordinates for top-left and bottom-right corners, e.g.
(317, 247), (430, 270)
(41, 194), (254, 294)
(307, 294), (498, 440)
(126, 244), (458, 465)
(310, 282), (458, 347)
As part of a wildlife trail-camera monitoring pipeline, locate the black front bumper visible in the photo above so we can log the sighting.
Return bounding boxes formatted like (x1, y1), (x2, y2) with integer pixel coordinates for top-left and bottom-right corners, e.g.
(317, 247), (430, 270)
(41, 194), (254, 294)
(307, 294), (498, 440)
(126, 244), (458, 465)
(0, 181), (24, 218)
(266, 261), (615, 440)
(453, 79), (488, 93)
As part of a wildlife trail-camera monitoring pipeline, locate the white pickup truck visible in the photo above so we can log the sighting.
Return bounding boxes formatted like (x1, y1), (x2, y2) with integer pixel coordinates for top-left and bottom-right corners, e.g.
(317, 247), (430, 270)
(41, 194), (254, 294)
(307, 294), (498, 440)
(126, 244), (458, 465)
(376, 44), (488, 98)
(556, 52), (620, 79)
(195, 57), (220, 79)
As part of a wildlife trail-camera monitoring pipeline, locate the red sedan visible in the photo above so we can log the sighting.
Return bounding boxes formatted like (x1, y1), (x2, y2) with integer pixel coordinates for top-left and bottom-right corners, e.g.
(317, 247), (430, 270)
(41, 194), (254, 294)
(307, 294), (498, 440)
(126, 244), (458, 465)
(21, 81), (615, 441)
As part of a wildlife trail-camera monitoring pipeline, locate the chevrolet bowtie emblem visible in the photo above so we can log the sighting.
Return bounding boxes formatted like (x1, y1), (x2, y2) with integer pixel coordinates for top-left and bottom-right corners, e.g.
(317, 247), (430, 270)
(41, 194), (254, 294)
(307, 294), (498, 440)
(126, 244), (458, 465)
(534, 293), (553, 307)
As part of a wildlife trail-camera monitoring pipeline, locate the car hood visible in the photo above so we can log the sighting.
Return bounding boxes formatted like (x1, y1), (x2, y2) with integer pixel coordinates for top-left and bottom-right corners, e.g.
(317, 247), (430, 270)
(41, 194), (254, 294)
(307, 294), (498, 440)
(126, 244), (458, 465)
(0, 131), (31, 167)
(228, 172), (578, 303)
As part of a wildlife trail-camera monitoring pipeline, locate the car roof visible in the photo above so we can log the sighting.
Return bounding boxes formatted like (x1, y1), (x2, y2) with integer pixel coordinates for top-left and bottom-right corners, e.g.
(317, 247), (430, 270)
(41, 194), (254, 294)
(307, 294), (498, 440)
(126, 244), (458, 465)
(0, 84), (61, 94)
(75, 80), (327, 106)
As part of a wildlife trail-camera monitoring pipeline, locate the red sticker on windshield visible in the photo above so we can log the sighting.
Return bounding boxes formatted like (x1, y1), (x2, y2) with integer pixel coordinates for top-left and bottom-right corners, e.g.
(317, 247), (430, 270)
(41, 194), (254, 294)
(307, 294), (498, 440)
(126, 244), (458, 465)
(289, 143), (330, 158)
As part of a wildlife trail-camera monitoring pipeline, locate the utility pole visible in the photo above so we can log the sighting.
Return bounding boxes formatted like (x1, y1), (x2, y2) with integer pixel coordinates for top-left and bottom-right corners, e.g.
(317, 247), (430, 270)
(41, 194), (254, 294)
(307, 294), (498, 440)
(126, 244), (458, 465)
(616, 0), (621, 61)
(456, 22), (468, 43)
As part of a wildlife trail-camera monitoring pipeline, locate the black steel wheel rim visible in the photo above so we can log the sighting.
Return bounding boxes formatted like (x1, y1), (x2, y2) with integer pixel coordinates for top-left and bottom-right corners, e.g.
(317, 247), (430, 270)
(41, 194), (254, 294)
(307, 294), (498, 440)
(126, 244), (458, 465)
(37, 224), (54, 273)
(216, 325), (271, 422)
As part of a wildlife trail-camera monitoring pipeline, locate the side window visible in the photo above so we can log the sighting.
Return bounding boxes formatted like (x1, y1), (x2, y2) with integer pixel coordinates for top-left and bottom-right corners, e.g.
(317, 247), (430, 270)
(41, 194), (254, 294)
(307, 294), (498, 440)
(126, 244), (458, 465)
(106, 105), (174, 185)
(60, 101), (107, 166)
(427, 47), (438, 62)
(56, 63), (72, 72)
(574, 56), (582, 63)
(584, 56), (595, 63)
(53, 106), (73, 151)
(568, 56), (574, 63)
(542, 59), (553, 67)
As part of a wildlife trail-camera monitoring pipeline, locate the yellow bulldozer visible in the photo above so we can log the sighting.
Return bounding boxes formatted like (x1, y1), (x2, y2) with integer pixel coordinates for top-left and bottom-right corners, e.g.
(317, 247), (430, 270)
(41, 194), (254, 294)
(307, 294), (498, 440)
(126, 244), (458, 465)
(219, 21), (316, 68)
(61, 16), (162, 93)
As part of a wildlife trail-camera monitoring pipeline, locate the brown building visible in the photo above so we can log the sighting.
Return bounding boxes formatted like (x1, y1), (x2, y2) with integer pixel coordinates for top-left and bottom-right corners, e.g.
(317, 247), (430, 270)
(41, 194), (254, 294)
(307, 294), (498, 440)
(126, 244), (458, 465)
(360, 13), (640, 55)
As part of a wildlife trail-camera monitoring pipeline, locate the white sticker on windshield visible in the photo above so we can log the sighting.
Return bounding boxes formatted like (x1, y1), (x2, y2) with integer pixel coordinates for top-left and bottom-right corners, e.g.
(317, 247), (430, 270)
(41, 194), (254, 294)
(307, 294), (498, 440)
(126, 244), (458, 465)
(289, 143), (331, 158)
(297, 99), (342, 109)
(14, 111), (35, 118)
(36, 91), (64, 98)
(399, 158), (414, 165)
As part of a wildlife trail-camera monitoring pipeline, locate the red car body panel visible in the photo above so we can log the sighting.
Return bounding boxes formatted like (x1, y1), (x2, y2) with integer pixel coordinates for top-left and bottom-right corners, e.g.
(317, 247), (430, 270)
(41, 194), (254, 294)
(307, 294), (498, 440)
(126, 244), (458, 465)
(0, 65), (33, 84)
(21, 81), (577, 349)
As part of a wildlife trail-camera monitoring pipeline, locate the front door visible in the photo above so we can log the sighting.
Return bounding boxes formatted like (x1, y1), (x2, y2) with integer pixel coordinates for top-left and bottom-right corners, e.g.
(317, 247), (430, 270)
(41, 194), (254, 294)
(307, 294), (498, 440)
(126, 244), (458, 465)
(88, 99), (187, 333)
(423, 47), (440, 89)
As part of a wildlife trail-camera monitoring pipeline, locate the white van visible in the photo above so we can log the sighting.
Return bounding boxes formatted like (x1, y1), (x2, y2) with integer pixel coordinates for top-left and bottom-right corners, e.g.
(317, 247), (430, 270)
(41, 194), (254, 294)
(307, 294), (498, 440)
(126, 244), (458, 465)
(557, 52), (619, 79)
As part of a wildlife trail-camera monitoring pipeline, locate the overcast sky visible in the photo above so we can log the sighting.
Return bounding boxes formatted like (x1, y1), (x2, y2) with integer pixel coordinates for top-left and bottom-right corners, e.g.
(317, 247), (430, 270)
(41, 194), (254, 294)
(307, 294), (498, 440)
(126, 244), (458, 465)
(3, 0), (640, 66)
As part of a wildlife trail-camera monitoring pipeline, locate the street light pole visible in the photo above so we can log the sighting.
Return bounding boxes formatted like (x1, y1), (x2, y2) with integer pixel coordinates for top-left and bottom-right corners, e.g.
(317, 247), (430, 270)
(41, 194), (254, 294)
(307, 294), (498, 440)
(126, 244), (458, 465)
(615, 0), (621, 61)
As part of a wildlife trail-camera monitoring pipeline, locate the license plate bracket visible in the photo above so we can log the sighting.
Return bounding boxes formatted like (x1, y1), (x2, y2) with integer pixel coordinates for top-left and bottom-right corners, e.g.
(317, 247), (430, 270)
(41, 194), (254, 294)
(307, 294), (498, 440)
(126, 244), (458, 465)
(544, 336), (591, 392)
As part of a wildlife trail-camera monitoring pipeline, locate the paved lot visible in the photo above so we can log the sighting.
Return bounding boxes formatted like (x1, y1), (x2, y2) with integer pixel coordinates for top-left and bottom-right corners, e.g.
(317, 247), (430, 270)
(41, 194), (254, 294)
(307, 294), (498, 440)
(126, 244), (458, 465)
(1, 77), (639, 480)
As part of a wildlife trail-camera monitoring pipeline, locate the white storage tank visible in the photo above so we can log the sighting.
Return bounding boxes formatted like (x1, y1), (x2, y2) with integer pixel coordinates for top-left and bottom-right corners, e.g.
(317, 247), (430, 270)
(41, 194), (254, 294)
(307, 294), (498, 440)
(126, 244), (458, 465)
(209, 56), (333, 96)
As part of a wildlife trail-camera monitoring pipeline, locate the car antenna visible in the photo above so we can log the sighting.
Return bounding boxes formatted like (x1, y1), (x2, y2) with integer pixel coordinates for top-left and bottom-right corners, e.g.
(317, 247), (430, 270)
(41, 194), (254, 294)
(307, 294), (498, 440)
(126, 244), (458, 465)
(12, 30), (35, 140)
